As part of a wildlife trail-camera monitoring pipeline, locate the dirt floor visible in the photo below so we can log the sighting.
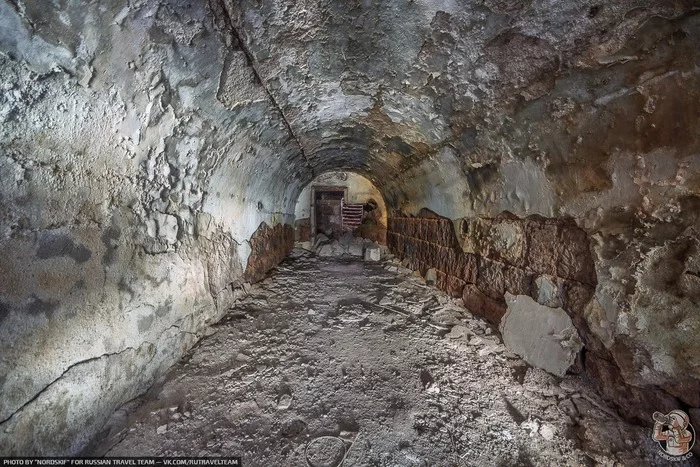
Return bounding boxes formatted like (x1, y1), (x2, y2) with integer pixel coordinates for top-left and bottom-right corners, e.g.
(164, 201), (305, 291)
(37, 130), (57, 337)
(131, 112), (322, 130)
(87, 250), (682, 466)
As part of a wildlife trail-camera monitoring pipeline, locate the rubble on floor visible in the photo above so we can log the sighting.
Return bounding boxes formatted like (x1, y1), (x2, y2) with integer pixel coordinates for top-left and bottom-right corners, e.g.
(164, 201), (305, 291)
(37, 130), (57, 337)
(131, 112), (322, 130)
(311, 233), (384, 261)
(88, 250), (672, 466)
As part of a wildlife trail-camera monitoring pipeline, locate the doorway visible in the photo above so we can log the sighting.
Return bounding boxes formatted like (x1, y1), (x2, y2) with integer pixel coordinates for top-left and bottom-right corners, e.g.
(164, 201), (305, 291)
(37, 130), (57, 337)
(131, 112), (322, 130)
(313, 187), (346, 239)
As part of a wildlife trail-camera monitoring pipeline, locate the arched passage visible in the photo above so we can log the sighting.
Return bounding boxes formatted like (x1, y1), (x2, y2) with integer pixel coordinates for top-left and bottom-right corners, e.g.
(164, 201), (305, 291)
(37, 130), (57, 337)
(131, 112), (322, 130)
(294, 171), (388, 247)
(0, 0), (699, 460)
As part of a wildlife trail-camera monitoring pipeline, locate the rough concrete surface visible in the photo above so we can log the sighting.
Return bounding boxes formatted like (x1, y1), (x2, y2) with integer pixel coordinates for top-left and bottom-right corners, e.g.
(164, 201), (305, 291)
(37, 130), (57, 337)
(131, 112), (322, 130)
(1, 0), (699, 455)
(87, 251), (675, 466)
(0, 0), (308, 454)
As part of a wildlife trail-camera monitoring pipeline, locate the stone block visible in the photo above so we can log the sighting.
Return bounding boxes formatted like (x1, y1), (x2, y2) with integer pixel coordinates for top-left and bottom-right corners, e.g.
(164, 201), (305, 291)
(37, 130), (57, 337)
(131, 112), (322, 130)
(422, 219), (436, 244)
(425, 268), (438, 285)
(444, 248), (465, 278)
(458, 217), (493, 256)
(395, 235), (405, 256)
(403, 238), (414, 258)
(464, 253), (478, 284)
(364, 245), (381, 261)
(500, 293), (583, 377)
(462, 284), (507, 325)
(476, 257), (506, 300)
(348, 238), (364, 257)
(387, 232), (397, 249)
(245, 223), (294, 283)
(557, 225), (596, 285)
(524, 219), (559, 276)
(504, 266), (533, 297)
(445, 275), (466, 298)
(562, 281), (595, 317)
(486, 219), (525, 265)
(437, 219), (456, 247)
(414, 239), (424, 262)
(406, 218), (417, 238)
(417, 219), (428, 241)
(431, 242), (443, 266)
(534, 275), (564, 308)
(423, 240), (434, 263)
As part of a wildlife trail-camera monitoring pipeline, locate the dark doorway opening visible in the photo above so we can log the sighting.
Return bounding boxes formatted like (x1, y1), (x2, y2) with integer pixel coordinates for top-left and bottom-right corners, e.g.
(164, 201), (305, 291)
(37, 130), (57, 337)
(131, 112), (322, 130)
(314, 189), (345, 239)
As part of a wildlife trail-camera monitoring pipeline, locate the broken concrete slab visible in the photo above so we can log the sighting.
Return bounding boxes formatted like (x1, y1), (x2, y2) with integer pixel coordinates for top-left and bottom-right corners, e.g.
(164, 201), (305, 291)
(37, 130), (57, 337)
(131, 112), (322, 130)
(500, 293), (583, 377)
(348, 238), (364, 257)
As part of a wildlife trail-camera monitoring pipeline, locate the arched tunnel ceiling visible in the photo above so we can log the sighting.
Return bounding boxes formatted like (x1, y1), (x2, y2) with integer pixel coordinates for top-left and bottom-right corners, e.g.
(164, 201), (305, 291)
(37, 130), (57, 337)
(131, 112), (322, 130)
(1, 0), (700, 456)
(216, 0), (699, 191)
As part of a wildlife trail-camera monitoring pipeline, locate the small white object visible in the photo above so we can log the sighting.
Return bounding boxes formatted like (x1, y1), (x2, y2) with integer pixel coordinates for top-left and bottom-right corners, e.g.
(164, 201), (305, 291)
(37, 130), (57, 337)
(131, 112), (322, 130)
(364, 245), (381, 261)
(540, 424), (556, 441)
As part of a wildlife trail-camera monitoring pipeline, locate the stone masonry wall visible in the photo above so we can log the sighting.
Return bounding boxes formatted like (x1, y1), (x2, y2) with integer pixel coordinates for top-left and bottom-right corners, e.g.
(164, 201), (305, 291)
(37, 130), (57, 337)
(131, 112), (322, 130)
(245, 223), (295, 283)
(388, 211), (596, 329)
(387, 210), (684, 423)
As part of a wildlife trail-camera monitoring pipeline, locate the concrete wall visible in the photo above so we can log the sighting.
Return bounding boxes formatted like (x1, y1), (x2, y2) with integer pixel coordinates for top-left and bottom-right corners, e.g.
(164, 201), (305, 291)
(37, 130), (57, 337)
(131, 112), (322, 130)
(0, 0), (310, 454)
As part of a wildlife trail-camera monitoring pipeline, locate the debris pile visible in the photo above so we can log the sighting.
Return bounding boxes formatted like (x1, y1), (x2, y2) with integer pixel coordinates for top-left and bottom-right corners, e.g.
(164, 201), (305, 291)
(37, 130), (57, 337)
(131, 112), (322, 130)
(312, 233), (384, 262)
(90, 251), (669, 465)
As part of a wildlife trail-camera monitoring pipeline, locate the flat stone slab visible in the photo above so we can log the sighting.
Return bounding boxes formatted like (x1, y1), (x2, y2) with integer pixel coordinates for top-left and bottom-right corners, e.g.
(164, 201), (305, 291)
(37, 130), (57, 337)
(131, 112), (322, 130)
(500, 293), (582, 377)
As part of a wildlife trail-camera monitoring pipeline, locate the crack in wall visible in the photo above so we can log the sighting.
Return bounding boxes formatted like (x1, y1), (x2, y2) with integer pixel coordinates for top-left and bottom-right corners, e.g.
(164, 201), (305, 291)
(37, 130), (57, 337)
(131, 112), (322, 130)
(0, 346), (144, 426)
(210, 0), (315, 177)
(0, 319), (199, 428)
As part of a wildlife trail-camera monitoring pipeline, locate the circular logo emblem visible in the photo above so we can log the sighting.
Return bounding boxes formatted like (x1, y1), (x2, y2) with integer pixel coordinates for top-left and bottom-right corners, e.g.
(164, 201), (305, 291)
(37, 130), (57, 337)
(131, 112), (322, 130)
(652, 410), (695, 457)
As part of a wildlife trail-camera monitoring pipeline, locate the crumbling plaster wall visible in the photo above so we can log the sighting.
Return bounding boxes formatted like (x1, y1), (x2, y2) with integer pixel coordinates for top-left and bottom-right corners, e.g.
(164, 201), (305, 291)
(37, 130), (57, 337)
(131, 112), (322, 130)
(1, 0), (699, 454)
(226, 0), (699, 421)
(0, 0), (311, 454)
(378, 5), (700, 421)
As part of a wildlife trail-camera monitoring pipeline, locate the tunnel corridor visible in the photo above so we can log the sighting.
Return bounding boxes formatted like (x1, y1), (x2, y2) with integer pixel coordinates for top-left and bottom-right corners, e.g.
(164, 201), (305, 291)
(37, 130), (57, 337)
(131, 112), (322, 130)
(0, 0), (699, 464)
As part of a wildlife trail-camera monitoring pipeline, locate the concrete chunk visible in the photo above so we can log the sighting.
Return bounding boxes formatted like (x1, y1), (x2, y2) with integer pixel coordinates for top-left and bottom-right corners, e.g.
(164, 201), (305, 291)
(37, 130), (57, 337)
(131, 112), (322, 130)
(500, 293), (582, 377)
(364, 245), (381, 261)
(348, 238), (364, 257)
